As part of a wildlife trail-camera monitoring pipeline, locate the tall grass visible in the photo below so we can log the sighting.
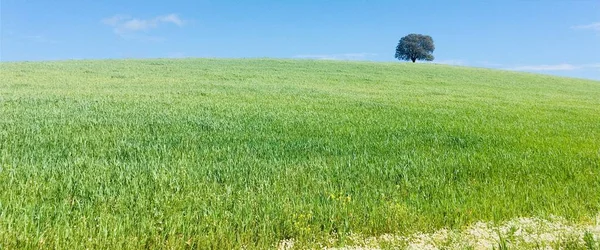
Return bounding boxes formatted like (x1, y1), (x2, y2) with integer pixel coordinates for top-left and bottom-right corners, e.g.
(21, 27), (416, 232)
(1, 59), (599, 248)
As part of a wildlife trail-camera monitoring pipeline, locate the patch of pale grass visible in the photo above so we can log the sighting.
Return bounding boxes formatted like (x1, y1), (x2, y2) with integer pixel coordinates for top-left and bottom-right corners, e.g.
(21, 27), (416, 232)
(314, 213), (600, 249)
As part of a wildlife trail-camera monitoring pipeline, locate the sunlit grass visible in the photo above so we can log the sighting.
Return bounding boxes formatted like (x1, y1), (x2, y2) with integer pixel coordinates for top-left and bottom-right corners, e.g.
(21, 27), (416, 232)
(1, 59), (599, 249)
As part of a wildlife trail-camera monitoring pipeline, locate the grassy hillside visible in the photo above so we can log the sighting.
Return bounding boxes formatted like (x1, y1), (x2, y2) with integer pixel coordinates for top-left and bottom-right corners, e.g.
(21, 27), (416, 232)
(1, 59), (599, 249)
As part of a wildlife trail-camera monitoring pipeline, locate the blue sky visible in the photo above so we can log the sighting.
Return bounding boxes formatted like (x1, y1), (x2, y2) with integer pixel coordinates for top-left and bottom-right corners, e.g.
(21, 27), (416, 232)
(1, 0), (599, 80)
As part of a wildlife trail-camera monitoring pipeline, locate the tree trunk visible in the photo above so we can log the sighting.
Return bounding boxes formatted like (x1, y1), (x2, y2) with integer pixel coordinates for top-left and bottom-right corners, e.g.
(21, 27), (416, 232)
(411, 58), (416, 63)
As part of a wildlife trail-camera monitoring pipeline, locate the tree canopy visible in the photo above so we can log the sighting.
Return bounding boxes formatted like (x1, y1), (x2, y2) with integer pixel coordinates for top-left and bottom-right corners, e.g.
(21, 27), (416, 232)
(395, 34), (435, 63)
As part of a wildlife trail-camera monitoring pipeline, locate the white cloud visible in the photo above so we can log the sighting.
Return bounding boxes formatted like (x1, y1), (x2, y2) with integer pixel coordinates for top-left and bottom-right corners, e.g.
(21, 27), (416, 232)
(572, 22), (600, 32)
(586, 63), (600, 69)
(509, 64), (579, 71)
(120, 34), (166, 42)
(476, 61), (504, 67)
(294, 53), (377, 60)
(167, 52), (187, 58)
(121, 19), (153, 32)
(102, 14), (185, 36)
(22, 35), (59, 44)
(432, 59), (466, 66)
(507, 63), (600, 71)
(157, 14), (185, 26)
(102, 15), (130, 26)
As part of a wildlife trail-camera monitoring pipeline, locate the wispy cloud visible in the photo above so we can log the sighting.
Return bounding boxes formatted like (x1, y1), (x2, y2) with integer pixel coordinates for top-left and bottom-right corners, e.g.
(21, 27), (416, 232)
(294, 53), (377, 61)
(157, 14), (185, 26)
(509, 64), (579, 71)
(167, 52), (187, 58)
(1, 31), (59, 44)
(432, 59), (466, 66)
(587, 63), (600, 69)
(476, 61), (504, 67)
(572, 22), (600, 32)
(507, 63), (600, 71)
(102, 14), (185, 38)
(22, 35), (59, 44)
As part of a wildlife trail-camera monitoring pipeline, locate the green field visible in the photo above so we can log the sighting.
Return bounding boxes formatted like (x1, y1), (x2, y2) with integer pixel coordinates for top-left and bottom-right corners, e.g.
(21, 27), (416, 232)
(1, 59), (599, 249)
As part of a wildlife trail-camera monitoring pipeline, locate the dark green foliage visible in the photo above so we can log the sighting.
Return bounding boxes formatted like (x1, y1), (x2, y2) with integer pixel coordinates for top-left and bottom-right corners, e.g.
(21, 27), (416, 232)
(395, 33), (435, 63)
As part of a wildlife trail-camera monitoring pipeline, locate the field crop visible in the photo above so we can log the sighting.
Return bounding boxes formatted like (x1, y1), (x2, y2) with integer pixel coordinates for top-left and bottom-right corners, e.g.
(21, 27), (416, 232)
(1, 59), (599, 249)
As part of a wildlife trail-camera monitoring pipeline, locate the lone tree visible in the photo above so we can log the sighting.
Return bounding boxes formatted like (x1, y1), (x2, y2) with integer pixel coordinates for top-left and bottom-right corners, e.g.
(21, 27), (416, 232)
(395, 34), (435, 63)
